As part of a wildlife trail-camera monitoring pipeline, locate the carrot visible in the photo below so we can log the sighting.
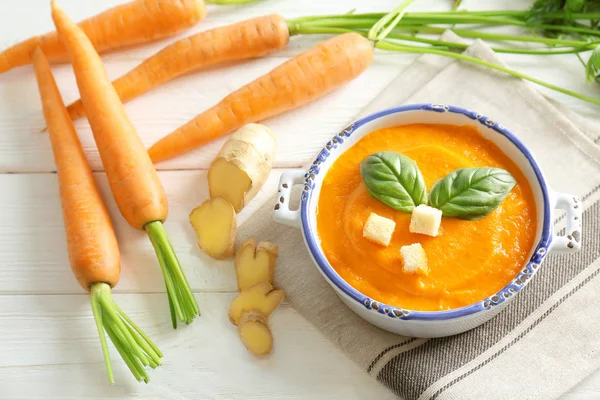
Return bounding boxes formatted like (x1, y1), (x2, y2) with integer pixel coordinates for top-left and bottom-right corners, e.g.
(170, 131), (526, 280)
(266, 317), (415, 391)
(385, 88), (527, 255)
(0, 0), (206, 74)
(146, 0), (421, 163)
(51, 0), (199, 327)
(32, 48), (120, 295)
(65, 14), (291, 121)
(147, 32), (374, 163)
(32, 48), (162, 384)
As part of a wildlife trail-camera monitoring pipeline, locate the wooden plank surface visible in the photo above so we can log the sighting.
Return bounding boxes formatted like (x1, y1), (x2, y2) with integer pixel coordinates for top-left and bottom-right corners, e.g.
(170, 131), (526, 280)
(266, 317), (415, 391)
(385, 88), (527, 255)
(0, 293), (396, 399)
(0, 0), (599, 398)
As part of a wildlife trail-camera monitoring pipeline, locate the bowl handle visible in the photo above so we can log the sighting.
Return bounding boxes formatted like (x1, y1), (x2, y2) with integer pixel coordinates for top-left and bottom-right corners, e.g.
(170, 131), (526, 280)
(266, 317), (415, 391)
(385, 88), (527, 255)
(271, 170), (306, 229)
(549, 192), (582, 254)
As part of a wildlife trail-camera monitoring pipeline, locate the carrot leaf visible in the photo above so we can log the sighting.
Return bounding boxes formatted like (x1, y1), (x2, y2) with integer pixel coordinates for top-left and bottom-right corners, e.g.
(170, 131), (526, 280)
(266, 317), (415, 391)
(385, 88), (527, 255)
(90, 287), (114, 384)
(113, 301), (163, 359)
(586, 46), (600, 83)
(368, 0), (417, 42)
(90, 283), (162, 383)
(145, 221), (200, 328)
(104, 321), (145, 382)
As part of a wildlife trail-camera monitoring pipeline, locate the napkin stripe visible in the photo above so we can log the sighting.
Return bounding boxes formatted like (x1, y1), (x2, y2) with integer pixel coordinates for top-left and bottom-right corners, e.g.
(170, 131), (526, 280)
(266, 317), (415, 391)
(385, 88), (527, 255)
(376, 198), (600, 400)
(582, 184), (600, 201)
(367, 338), (418, 373)
(429, 263), (600, 400)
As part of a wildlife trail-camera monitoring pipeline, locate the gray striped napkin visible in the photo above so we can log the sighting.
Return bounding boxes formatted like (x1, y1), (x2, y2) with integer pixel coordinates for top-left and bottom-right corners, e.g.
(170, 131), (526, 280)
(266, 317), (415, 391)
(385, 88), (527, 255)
(237, 31), (600, 400)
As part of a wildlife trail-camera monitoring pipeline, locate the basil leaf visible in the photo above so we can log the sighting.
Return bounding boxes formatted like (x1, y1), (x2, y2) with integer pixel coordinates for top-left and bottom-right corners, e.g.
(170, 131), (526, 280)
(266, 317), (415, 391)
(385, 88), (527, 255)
(360, 151), (428, 212)
(429, 167), (517, 220)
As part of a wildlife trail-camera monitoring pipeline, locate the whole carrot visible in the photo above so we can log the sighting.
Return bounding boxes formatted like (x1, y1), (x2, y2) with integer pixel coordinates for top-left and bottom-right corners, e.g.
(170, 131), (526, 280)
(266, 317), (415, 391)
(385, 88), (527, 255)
(32, 48), (162, 384)
(0, 0), (206, 74)
(148, 32), (374, 163)
(65, 14), (291, 121)
(51, 0), (199, 327)
(146, 0), (419, 163)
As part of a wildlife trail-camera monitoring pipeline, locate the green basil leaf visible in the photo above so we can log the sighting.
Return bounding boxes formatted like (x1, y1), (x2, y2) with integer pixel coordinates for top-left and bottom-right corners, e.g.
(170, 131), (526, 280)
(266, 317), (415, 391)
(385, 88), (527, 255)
(360, 151), (428, 212)
(429, 167), (517, 220)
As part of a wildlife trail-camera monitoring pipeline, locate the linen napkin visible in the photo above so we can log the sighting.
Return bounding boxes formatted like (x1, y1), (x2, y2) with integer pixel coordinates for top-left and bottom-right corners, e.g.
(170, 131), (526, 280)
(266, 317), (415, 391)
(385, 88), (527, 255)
(237, 31), (600, 400)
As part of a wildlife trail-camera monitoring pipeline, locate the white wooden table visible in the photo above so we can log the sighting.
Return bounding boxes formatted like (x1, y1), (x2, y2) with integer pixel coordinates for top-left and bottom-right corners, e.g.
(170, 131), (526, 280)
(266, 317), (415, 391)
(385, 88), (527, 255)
(1, 1), (599, 398)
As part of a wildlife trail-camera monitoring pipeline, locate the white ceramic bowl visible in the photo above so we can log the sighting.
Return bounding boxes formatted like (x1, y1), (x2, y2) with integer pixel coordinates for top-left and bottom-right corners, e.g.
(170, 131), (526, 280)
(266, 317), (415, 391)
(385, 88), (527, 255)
(272, 104), (583, 338)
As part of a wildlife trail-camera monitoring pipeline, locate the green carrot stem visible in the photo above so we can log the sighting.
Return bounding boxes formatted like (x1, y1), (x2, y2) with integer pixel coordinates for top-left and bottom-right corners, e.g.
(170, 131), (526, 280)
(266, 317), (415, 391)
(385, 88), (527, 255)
(526, 23), (600, 37)
(151, 232), (184, 327)
(113, 302), (163, 359)
(98, 295), (150, 367)
(289, 17), (590, 47)
(376, 39), (600, 105)
(399, 15), (528, 25)
(366, 30), (596, 55)
(90, 282), (162, 383)
(90, 286), (114, 385)
(145, 221), (199, 328)
(491, 45), (595, 55)
(404, 11), (600, 20)
(294, 11), (600, 21)
(294, 14), (525, 26)
(103, 310), (149, 371)
(291, 13), (600, 38)
(114, 308), (161, 365)
(443, 27), (587, 47)
(530, 11), (600, 20)
(409, 10), (528, 17)
(104, 322), (146, 383)
(162, 237), (198, 319)
(368, 0), (416, 42)
(290, 23), (595, 55)
(392, 25), (587, 47)
(367, 14), (600, 33)
(577, 52), (587, 68)
(398, 17), (600, 37)
(167, 291), (177, 330)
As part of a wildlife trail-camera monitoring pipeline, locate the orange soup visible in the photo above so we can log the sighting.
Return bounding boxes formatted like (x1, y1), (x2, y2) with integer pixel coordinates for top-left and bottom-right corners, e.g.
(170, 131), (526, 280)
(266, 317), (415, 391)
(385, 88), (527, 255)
(316, 124), (537, 311)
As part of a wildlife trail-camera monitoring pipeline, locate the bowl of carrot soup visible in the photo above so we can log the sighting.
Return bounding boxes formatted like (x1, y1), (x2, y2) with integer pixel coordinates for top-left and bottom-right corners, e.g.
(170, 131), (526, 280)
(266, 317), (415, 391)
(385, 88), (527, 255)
(273, 104), (582, 338)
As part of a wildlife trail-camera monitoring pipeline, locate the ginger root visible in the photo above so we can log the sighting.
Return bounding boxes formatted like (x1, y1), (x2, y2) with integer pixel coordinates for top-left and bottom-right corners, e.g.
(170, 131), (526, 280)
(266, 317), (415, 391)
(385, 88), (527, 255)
(229, 281), (284, 326)
(208, 123), (276, 213)
(235, 238), (278, 291)
(238, 310), (273, 356)
(189, 196), (237, 259)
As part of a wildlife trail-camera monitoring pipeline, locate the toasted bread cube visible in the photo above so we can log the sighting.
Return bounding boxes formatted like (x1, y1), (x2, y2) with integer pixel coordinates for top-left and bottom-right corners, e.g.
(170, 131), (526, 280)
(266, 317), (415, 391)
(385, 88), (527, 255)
(400, 243), (429, 275)
(409, 204), (442, 237)
(363, 212), (396, 246)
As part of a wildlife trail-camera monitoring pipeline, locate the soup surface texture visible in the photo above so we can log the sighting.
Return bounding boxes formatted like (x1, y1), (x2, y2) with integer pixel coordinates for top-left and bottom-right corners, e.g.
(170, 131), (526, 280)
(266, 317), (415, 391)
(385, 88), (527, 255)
(316, 123), (537, 311)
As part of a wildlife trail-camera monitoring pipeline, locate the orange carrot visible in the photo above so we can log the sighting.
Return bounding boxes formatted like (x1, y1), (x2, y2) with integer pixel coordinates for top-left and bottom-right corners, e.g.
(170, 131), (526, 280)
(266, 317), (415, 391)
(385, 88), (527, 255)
(32, 48), (162, 384)
(51, 0), (199, 327)
(148, 32), (374, 163)
(32, 48), (120, 293)
(65, 14), (290, 121)
(145, 0), (421, 163)
(1, 0), (206, 74)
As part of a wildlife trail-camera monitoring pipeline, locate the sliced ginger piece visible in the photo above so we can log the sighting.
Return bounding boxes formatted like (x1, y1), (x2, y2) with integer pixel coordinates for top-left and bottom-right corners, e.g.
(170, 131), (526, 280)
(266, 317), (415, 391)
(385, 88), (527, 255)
(238, 310), (273, 356)
(209, 159), (252, 213)
(235, 238), (279, 291)
(229, 281), (284, 325)
(208, 123), (276, 212)
(189, 196), (237, 259)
